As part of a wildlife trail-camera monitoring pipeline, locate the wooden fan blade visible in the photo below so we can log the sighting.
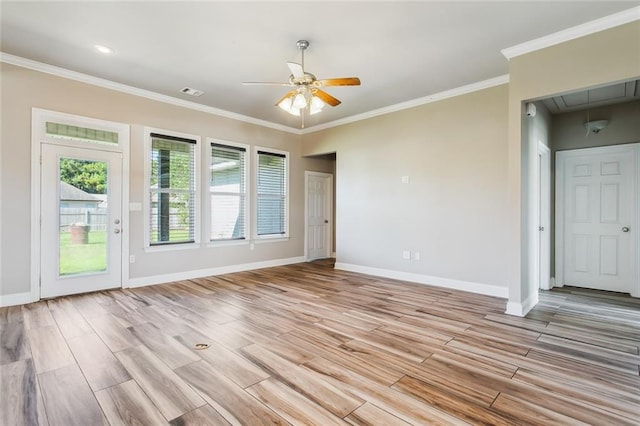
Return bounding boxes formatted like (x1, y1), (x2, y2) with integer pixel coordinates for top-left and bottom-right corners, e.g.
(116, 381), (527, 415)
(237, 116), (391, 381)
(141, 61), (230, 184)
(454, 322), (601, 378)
(287, 62), (305, 78)
(314, 90), (341, 107)
(275, 90), (297, 106)
(314, 77), (361, 87)
(242, 82), (292, 86)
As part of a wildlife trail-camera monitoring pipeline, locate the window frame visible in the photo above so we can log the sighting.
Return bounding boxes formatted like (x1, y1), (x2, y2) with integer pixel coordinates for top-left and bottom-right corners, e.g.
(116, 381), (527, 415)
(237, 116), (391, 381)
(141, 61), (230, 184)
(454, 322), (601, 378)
(254, 146), (290, 241)
(143, 127), (201, 251)
(206, 138), (250, 246)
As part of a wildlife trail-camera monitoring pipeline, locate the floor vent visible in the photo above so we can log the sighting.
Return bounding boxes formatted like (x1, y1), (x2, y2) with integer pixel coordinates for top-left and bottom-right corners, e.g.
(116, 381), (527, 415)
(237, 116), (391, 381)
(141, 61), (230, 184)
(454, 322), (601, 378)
(194, 343), (210, 350)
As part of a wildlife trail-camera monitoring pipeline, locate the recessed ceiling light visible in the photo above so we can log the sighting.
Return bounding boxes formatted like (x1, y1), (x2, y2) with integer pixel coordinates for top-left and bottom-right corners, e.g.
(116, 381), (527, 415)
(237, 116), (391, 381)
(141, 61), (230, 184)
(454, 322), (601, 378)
(94, 45), (114, 55)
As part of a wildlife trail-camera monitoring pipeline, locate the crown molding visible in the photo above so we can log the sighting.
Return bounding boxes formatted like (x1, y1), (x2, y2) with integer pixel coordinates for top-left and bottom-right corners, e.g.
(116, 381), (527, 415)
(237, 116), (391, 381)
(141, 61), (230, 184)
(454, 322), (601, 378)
(0, 52), (302, 135)
(2, 51), (508, 136)
(501, 6), (640, 60)
(301, 74), (510, 134)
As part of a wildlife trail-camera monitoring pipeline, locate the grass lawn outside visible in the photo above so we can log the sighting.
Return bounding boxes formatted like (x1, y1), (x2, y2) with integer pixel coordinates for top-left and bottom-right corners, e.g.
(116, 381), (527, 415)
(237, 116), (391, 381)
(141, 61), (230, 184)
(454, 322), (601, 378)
(59, 228), (190, 276)
(59, 231), (107, 276)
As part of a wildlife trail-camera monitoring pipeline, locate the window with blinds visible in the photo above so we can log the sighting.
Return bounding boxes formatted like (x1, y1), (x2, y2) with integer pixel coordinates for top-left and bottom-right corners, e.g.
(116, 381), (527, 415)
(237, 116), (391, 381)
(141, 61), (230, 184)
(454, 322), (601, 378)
(210, 143), (247, 241)
(256, 150), (288, 237)
(149, 133), (196, 245)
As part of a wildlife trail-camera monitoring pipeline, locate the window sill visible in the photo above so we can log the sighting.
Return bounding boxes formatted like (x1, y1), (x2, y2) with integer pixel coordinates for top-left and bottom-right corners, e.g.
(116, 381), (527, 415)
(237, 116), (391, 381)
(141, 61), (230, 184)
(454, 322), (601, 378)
(253, 236), (290, 244)
(207, 239), (249, 248)
(144, 243), (200, 253)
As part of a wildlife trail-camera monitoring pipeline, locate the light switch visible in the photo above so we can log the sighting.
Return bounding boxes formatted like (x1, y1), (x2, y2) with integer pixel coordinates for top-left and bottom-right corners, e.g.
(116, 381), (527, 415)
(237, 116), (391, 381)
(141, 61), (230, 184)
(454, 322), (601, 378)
(129, 202), (142, 211)
(402, 250), (411, 260)
(401, 176), (410, 184)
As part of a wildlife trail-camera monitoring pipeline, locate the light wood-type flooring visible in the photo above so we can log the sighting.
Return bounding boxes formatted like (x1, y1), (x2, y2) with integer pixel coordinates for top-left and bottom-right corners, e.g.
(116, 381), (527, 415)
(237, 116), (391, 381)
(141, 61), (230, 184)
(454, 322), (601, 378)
(1, 260), (639, 425)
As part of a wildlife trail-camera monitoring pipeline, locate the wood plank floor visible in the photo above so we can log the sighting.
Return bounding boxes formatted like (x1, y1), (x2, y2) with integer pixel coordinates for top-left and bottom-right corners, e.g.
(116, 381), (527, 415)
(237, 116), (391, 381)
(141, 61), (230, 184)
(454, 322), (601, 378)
(1, 260), (639, 425)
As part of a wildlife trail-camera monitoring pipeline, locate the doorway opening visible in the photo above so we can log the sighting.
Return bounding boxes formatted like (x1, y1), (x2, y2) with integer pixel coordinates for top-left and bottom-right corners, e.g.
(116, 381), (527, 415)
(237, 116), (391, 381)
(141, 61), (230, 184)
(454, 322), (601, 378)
(527, 80), (640, 300)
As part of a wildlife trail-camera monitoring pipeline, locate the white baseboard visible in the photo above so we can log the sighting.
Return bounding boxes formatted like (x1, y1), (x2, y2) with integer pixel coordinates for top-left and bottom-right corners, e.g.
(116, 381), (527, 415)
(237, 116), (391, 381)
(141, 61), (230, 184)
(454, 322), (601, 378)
(127, 256), (305, 288)
(334, 262), (509, 299)
(505, 292), (539, 317)
(0, 291), (36, 308)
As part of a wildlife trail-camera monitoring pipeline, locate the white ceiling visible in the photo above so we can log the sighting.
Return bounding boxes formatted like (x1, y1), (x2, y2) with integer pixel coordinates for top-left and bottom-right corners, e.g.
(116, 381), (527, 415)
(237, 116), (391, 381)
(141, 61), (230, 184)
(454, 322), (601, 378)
(1, 1), (638, 130)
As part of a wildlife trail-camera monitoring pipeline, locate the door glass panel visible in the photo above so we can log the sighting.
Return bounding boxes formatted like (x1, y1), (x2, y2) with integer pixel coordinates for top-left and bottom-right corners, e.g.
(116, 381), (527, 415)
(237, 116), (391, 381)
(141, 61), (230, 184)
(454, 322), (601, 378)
(58, 157), (108, 276)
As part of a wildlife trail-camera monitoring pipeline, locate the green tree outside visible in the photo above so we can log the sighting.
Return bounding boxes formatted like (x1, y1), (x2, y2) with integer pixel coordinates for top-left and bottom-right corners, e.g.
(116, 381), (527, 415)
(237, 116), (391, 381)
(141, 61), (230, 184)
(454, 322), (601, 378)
(60, 158), (107, 194)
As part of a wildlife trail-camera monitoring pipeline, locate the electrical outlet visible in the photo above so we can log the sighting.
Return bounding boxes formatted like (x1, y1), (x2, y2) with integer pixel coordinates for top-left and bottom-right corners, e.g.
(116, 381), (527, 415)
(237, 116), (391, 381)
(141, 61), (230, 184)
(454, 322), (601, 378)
(250, 243), (255, 251)
(129, 255), (135, 263)
(402, 250), (411, 260)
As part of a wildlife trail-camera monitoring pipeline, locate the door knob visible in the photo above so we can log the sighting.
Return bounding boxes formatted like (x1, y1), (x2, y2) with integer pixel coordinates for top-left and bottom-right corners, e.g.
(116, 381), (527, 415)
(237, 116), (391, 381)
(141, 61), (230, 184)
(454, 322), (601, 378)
(114, 229), (121, 234)
(622, 226), (630, 232)
(114, 219), (120, 225)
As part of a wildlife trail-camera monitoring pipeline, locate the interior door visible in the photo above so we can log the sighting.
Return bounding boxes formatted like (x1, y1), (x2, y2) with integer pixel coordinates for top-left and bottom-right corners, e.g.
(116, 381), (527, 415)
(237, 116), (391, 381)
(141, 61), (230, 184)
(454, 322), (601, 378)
(559, 146), (636, 293)
(41, 144), (123, 298)
(306, 172), (332, 260)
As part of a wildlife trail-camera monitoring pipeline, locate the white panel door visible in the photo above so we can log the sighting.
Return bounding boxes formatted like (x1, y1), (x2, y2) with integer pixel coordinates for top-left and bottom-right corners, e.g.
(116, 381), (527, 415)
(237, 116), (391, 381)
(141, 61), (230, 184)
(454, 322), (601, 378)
(41, 144), (123, 298)
(306, 172), (332, 260)
(559, 146), (636, 293)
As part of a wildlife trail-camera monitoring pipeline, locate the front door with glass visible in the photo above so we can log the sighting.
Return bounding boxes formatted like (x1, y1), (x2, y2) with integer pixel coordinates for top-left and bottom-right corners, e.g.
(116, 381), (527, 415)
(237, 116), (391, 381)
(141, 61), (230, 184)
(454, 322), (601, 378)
(40, 144), (123, 298)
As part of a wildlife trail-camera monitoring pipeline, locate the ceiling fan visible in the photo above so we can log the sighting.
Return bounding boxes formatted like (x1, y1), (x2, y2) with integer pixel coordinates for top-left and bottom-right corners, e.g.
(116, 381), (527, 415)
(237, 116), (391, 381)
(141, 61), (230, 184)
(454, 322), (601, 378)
(243, 40), (361, 127)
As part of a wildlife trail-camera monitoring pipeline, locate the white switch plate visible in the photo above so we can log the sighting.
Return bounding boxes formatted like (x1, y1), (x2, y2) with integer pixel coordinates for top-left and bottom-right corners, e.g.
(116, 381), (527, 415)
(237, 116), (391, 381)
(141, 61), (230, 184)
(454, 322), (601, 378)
(129, 255), (135, 263)
(414, 252), (421, 261)
(129, 202), (142, 211)
(402, 250), (411, 260)
(401, 176), (410, 184)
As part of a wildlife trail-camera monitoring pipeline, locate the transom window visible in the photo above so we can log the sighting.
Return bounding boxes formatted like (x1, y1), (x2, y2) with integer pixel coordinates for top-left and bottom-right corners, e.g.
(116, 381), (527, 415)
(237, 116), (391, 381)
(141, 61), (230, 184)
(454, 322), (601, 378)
(46, 122), (119, 145)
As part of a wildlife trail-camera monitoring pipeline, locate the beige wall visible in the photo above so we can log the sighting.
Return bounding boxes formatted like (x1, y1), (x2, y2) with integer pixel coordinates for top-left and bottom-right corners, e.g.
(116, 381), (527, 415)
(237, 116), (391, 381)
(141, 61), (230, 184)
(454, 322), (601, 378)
(303, 84), (510, 291)
(507, 21), (640, 313)
(0, 63), (334, 297)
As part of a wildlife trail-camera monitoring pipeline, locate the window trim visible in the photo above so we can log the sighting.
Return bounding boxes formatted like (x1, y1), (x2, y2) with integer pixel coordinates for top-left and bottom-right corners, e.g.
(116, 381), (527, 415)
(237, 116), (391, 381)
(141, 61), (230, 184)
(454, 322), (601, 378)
(206, 138), (250, 245)
(254, 146), (290, 241)
(143, 127), (201, 251)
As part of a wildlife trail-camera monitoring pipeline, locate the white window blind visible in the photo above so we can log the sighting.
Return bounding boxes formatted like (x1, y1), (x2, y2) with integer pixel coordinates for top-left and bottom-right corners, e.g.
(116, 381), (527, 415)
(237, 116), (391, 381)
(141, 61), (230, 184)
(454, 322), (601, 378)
(210, 143), (246, 241)
(257, 150), (287, 236)
(149, 133), (196, 245)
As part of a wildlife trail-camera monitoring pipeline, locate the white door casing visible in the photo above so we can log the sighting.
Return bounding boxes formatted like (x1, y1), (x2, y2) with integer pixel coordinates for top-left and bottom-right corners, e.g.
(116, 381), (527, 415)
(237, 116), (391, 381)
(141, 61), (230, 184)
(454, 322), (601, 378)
(305, 171), (333, 261)
(41, 145), (123, 298)
(538, 142), (551, 290)
(31, 108), (130, 302)
(556, 144), (638, 295)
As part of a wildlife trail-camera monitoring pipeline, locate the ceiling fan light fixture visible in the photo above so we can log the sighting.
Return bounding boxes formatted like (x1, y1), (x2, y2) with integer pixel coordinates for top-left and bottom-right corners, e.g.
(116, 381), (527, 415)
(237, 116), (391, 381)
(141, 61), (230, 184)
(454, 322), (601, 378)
(293, 93), (307, 109)
(278, 96), (301, 116)
(309, 96), (325, 115)
(278, 96), (293, 111)
(243, 39), (360, 126)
